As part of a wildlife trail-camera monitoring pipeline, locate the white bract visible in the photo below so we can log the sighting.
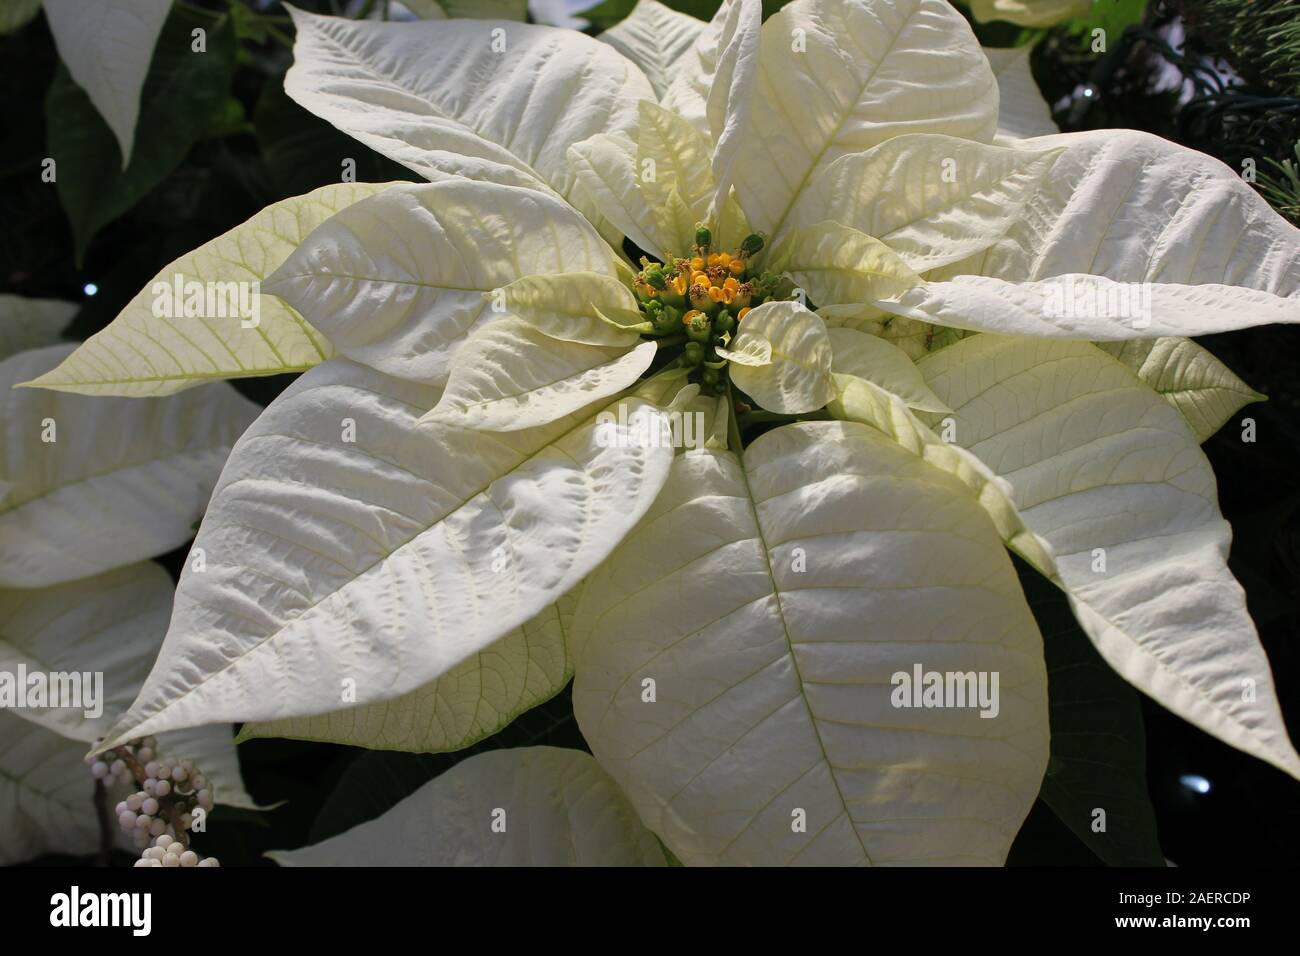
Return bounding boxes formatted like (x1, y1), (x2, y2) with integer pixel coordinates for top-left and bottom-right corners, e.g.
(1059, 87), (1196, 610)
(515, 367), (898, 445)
(26, 0), (1300, 866)
(0, 561), (258, 865)
(41, 0), (171, 168)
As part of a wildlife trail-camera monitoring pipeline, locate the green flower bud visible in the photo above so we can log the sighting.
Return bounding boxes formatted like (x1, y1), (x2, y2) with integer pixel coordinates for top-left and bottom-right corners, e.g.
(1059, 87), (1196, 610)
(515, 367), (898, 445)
(694, 224), (712, 249)
(683, 342), (705, 366)
(701, 367), (721, 387)
(740, 233), (766, 257)
(685, 312), (713, 342)
(714, 310), (736, 334)
(644, 267), (667, 290)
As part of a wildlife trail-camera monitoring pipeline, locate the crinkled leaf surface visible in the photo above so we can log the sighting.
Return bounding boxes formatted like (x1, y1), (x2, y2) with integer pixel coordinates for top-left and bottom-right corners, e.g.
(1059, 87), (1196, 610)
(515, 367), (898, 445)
(423, 318), (656, 431)
(790, 135), (1061, 273)
(727, 301), (834, 413)
(26, 183), (394, 397)
(770, 220), (921, 306)
(282, 7), (653, 200)
(918, 335), (1300, 779)
(732, 0), (999, 242)
(239, 596), (576, 753)
(98, 359), (673, 747)
(495, 272), (644, 347)
(264, 179), (619, 385)
(951, 130), (1300, 296)
(2, 345), (260, 588)
(0, 562), (172, 741)
(568, 132), (669, 259)
(0, 562), (260, 864)
(572, 421), (1048, 865)
(270, 747), (666, 865)
(827, 327), (948, 413)
(1097, 338), (1265, 442)
(598, 0), (705, 98)
(879, 273), (1300, 340)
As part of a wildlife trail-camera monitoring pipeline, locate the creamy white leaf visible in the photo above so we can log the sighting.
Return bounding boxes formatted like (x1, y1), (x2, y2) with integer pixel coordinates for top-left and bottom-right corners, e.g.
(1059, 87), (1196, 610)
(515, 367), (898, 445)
(422, 318), (657, 431)
(0, 561), (260, 853)
(919, 335), (1300, 779)
(496, 272), (644, 347)
(264, 180), (620, 385)
(792, 135), (1061, 272)
(598, 0), (705, 98)
(878, 273), (1300, 340)
(1097, 338), (1265, 442)
(96, 359), (674, 746)
(732, 0), (999, 243)
(769, 220), (922, 307)
(703, 0), (761, 221)
(567, 132), (670, 260)
(269, 747), (666, 865)
(661, 0), (741, 130)
(0, 562), (173, 741)
(827, 327), (949, 412)
(283, 7), (653, 199)
(43, 0), (170, 167)
(637, 100), (717, 252)
(0, 295), (74, 360)
(982, 46), (1057, 142)
(1, 345), (260, 588)
(727, 301), (835, 413)
(826, 372), (1054, 572)
(238, 596), (575, 753)
(0, 712), (103, 864)
(24, 183), (396, 397)
(571, 421), (1048, 864)
(952, 129), (1300, 296)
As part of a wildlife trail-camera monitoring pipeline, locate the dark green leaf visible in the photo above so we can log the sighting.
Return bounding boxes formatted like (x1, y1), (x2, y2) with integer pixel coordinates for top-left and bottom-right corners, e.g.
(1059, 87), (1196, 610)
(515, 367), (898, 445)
(254, 79), (414, 199)
(46, 6), (237, 263)
(1017, 558), (1165, 866)
(308, 685), (583, 842)
(580, 0), (786, 30)
(0, 0), (41, 36)
(441, 0), (529, 18)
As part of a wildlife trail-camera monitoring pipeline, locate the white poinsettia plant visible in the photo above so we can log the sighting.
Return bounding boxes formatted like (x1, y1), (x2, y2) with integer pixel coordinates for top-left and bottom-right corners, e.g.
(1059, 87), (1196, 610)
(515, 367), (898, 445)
(13, 0), (1300, 865)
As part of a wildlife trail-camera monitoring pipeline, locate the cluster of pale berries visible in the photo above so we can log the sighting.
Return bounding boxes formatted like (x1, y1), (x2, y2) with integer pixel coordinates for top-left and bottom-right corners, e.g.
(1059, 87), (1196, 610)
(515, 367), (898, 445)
(88, 737), (220, 867)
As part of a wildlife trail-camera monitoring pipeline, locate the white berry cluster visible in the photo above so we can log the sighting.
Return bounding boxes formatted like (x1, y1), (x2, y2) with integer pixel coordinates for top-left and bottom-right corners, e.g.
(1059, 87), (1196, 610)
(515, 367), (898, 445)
(89, 736), (218, 866)
(88, 753), (135, 789)
(134, 834), (220, 868)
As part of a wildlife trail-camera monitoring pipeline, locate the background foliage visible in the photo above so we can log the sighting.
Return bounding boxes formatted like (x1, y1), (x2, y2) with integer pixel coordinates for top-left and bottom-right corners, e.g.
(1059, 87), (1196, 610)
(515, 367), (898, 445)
(4, 0), (1299, 866)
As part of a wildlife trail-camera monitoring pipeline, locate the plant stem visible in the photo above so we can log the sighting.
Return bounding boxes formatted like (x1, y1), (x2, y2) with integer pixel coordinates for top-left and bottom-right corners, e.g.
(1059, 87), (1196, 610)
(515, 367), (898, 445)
(93, 780), (112, 865)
